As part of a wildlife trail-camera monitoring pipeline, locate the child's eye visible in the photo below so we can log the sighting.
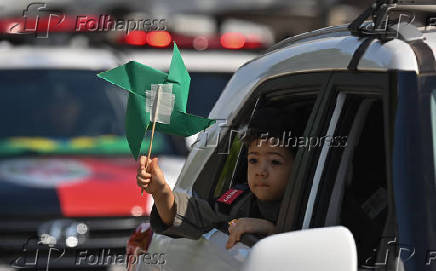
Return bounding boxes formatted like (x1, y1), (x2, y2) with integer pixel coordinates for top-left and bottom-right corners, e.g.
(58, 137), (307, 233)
(248, 158), (257, 164)
(271, 159), (282, 165)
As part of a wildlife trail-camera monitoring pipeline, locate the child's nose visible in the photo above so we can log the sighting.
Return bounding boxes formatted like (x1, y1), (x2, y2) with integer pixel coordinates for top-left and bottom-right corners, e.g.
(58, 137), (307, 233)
(256, 162), (268, 177)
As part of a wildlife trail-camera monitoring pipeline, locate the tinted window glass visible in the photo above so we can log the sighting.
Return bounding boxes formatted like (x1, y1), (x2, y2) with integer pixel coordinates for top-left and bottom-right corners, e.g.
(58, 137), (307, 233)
(186, 72), (232, 118)
(0, 69), (124, 138)
(0, 69), (175, 155)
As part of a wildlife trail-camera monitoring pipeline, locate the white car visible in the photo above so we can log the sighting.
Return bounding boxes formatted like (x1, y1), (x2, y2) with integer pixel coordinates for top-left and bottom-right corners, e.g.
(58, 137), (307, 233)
(133, 2), (436, 271)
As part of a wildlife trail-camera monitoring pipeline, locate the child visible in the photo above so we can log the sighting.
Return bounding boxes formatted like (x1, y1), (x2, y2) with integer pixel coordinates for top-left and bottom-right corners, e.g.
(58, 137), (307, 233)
(136, 107), (302, 249)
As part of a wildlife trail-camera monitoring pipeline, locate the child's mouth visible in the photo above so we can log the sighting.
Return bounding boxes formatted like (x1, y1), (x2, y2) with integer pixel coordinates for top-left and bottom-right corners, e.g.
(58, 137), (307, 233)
(255, 184), (269, 187)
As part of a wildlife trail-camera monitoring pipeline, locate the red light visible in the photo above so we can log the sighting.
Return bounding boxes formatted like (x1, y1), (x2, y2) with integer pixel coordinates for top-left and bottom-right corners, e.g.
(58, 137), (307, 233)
(244, 34), (263, 49)
(220, 32), (245, 50)
(193, 36), (209, 50)
(147, 31), (172, 48)
(125, 31), (147, 46)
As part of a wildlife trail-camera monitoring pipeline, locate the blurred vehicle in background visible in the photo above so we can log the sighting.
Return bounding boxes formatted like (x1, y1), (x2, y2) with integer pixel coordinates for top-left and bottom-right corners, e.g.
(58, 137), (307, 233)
(0, 47), (186, 269)
(0, 4), (260, 269)
(0, 44), (256, 269)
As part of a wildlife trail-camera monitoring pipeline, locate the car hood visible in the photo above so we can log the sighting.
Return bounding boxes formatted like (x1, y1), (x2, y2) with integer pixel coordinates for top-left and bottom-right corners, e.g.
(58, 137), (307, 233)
(0, 156), (185, 217)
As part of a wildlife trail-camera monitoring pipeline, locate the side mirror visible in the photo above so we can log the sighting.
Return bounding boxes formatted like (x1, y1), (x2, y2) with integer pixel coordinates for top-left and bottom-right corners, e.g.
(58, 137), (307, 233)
(242, 226), (357, 271)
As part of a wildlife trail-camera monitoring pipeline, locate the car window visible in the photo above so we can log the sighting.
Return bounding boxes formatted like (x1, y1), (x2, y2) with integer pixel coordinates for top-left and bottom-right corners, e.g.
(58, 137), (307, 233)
(331, 97), (388, 269)
(0, 69), (177, 156)
(269, 71), (408, 270)
(301, 74), (395, 269)
(187, 72), (232, 118)
(432, 89), (436, 178)
(190, 72), (330, 246)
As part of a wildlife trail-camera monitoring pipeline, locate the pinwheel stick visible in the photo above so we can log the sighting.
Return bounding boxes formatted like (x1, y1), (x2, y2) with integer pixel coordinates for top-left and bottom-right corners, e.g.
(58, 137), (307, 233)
(141, 86), (161, 196)
(141, 120), (157, 196)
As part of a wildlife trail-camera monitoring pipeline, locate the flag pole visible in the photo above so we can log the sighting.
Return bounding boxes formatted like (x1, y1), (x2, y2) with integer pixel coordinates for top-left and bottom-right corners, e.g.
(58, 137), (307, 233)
(141, 85), (161, 196)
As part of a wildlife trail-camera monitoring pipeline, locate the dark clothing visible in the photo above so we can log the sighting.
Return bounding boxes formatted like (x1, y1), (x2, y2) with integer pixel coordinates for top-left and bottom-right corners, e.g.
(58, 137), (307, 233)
(150, 190), (281, 239)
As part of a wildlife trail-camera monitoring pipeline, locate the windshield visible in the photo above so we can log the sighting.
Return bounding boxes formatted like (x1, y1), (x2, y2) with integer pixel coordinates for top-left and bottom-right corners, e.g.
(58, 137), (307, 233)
(432, 89), (436, 178)
(0, 69), (174, 156)
(187, 72), (232, 117)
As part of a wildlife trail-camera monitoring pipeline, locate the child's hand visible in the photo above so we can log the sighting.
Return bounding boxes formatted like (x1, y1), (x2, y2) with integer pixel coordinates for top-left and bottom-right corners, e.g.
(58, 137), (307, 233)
(226, 218), (275, 249)
(136, 156), (167, 196)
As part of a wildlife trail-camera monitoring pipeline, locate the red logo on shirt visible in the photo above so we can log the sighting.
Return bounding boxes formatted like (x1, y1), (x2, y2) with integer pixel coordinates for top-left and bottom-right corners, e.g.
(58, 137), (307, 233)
(217, 188), (244, 205)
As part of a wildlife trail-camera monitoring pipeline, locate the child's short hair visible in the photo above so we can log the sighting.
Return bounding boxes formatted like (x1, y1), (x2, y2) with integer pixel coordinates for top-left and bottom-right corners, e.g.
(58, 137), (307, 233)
(241, 107), (306, 155)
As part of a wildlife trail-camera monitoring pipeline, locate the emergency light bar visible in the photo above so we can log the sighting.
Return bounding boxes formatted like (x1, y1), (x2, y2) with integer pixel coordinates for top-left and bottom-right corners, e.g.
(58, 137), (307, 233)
(0, 14), (270, 50)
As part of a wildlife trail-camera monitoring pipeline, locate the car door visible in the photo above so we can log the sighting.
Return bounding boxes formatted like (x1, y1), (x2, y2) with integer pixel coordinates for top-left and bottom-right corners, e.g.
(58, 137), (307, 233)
(276, 71), (400, 270)
(139, 72), (331, 271)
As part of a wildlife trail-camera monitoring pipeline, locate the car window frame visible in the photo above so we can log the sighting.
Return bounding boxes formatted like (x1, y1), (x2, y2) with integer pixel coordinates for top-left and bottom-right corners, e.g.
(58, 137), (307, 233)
(276, 71), (396, 229)
(276, 70), (401, 268)
(190, 71), (333, 247)
(392, 72), (436, 270)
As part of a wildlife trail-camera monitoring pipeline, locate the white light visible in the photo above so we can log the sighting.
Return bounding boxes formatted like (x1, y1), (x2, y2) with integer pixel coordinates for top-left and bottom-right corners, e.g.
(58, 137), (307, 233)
(40, 234), (57, 246)
(131, 205), (143, 216)
(66, 236), (78, 248)
(76, 223), (88, 235)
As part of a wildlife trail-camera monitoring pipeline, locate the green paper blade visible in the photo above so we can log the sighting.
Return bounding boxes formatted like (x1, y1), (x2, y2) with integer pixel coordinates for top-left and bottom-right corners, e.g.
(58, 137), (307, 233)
(155, 111), (216, 137)
(97, 45), (215, 160)
(126, 93), (149, 159)
(97, 61), (168, 159)
(97, 61), (168, 96)
(167, 43), (190, 113)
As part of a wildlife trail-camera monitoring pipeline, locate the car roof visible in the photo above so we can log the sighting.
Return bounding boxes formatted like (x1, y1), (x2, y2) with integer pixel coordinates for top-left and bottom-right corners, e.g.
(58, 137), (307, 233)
(0, 46), (257, 73)
(121, 50), (258, 72)
(209, 26), (436, 121)
(0, 46), (120, 70)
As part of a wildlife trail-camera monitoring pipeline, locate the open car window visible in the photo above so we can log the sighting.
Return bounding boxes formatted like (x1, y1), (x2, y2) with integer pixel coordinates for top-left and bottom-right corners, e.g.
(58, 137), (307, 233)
(191, 72), (332, 246)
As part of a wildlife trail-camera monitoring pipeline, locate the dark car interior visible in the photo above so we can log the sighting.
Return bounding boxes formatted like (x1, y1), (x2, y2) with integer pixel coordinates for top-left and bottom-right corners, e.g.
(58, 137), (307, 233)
(316, 96), (391, 268)
(190, 90), (316, 245)
(339, 100), (388, 267)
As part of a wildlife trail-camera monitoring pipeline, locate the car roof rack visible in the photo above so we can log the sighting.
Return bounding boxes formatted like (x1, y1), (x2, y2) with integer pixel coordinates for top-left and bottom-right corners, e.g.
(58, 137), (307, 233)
(348, 0), (436, 42)
(346, 0), (436, 73)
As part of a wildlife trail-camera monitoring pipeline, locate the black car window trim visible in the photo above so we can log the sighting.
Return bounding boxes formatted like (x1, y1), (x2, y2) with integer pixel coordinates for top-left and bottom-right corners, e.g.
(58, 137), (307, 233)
(301, 92), (347, 229)
(392, 72), (436, 270)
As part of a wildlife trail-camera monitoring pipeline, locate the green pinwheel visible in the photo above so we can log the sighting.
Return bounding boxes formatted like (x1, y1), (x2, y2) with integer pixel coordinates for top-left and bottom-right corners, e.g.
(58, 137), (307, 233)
(97, 43), (215, 159)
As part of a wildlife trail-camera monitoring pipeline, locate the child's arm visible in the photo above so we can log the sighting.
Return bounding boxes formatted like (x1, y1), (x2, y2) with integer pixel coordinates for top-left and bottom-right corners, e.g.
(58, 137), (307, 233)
(226, 218), (275, 249)
(137, 156), (176, 225)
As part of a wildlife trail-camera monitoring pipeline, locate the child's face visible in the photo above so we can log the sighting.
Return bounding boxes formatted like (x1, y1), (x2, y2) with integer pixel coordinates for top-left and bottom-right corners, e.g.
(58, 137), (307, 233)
(247, 138), (294, 201)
